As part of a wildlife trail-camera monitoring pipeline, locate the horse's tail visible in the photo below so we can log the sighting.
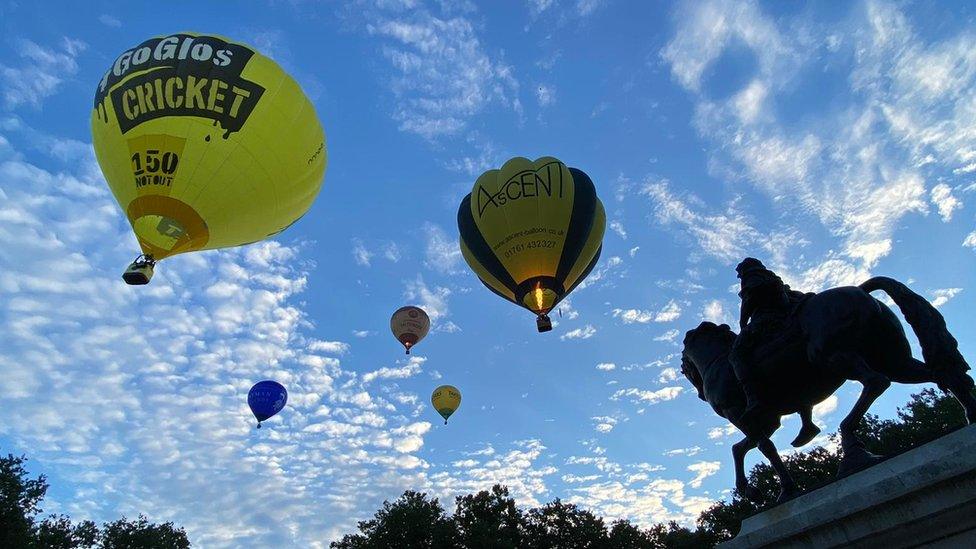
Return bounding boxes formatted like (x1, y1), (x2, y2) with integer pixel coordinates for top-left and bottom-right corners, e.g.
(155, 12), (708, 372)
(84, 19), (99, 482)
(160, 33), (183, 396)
(860, 276), (972, 390)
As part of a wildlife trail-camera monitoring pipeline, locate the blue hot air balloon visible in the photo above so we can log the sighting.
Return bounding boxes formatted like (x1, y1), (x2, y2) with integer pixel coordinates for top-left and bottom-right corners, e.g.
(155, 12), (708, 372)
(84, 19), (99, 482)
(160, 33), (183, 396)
(248, 380), (287, 428)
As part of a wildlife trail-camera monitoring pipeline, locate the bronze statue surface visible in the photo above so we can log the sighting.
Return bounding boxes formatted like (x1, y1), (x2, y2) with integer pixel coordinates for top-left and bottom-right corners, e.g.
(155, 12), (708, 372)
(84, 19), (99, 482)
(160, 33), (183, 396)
(681, 258), (976, 502)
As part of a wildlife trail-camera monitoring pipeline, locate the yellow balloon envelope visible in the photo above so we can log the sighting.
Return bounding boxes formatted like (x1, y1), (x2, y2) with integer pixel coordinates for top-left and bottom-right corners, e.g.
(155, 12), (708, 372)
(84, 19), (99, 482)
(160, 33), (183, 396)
(431, 385), (461, 424)
(457, 157), (605, 332)
(391, 306), (430, 354)
(91, 33), (327, 284)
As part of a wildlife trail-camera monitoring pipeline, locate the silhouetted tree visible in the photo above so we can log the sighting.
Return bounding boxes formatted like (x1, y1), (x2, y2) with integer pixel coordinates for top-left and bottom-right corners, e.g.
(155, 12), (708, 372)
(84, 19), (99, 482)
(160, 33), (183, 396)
(646, 521), (715, 548)
(861, 388), (969, 455)
(0, 451), (190, 548)
(523, 498), (609, 548)
(101, 515), (189, 549)
(332, 389), (971, 548)
(607, 519), (655, 548)
(1, 453), (47, 548)
(331, 490), (457, 549)
(33, 515), (98, 549)
(454, 484), (524, 548)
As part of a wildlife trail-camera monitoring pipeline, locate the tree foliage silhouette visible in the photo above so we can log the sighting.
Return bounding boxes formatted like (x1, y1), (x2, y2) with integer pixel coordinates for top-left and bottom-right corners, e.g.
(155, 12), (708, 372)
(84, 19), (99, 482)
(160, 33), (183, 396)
(0, 452), (189, 548)
(333, 389), (971, 548)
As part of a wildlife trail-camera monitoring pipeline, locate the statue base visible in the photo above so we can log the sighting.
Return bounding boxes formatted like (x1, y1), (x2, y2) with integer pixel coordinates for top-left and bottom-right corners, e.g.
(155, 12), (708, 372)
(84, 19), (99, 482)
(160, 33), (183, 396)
(720, 424), (976, 548)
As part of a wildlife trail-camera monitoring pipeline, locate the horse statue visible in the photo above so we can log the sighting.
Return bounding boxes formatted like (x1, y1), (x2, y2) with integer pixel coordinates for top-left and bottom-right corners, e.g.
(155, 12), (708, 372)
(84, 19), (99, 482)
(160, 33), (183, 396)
(680, 275), (976, 503)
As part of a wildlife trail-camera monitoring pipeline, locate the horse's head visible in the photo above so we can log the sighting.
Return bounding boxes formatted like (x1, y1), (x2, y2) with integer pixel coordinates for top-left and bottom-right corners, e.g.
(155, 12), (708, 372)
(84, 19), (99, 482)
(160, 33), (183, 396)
(681, 321), (737, 401)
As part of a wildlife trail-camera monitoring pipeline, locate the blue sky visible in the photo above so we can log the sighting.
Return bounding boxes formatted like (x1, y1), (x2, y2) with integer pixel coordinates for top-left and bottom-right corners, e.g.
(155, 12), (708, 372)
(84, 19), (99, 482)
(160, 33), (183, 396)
(2, 0), (975, 546)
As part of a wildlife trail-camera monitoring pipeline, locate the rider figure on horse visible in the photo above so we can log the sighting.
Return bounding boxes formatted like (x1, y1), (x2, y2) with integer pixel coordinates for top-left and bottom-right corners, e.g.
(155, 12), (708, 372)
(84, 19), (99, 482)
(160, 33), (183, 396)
(731, 257), (820, 446)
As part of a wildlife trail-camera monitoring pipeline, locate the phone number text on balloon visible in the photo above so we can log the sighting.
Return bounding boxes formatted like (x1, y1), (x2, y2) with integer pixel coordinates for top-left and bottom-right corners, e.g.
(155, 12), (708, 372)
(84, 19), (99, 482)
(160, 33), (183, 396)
(503, 239), (556, 258)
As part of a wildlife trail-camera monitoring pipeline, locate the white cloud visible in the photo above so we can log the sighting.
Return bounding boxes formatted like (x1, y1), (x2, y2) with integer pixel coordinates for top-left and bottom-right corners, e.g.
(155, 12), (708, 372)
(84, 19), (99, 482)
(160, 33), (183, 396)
(536, 84), (555, 107)
(662, 0), (976, 271)
(642, 180), (757, 263)
(563, 454), (714, 527)
(423, 439), (557, 508)
(707, 423), (739, 439)
(423, 222), (462, 274)
(0, 122), (439, 547)
(702, 299), (736, 328)
(576, 0), (604, 17)
(1, 37), (86, 110)
(965, 231), (976, 249)
(609, 220), (627, 239)
(930, 288), (962, 308)
(560, 324), (596, 340)
(403, 275), (457, 332)
(308, 340), (350, 354)
(812, 395), (838, 421)
(591, 416), (618, 433)
(351, 239), (401, 267)
(364, 3), (519, 139)
(596, 362), (616, 371)
(663, 446), (701, 457)
(612, 300), (682, 324)
(687, 460), (720, 488)
(657, 367), (680, 384)
(611, 386), (683, 405)
(930, 183), (961, 222)
(98, 14), (121, 27)
(527, 0), (555, 17)
(362, 356), (426, 384)
(352, 239), (373, 266)
(654, 329), (680, 342)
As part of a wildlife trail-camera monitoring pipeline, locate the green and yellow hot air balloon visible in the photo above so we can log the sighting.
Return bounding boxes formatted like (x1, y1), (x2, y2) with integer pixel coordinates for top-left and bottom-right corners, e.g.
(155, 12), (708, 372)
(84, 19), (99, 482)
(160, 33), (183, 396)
(431, 385), (461, 424)
(457, 157), (605, 332)
(91, 33), (326, 284)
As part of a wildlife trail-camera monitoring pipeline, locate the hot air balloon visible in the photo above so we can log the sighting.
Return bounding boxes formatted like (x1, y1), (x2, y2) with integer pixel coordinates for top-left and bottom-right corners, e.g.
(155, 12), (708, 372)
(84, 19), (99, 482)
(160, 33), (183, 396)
(91, 33), (327, 284)
(457, 157), (606, 332)
(391, 306), (430, 354)
(248, 380), (287, 428)
(431, 385), (461, 424)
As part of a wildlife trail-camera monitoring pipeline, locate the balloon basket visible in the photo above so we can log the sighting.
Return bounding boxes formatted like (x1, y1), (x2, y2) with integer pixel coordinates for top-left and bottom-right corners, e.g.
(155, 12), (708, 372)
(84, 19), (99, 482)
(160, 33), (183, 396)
(536, 314), (553, 333)
(256, 422), (262, 429)
(123, 254), (155, 285)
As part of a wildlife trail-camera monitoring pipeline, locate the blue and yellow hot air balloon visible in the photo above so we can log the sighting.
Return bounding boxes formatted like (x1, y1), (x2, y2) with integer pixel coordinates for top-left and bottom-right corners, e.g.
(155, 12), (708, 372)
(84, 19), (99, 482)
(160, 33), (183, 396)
(457, 157), (606, 332)
(91, 33), (326, 284)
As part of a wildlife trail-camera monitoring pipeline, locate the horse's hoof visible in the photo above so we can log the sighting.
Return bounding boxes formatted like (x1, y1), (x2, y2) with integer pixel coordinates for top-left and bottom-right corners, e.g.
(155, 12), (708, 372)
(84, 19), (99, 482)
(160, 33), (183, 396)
(791, 424), (821, 448)
(777, 487), (800, 504)
(738, 484), (762, 503)
(838, 452), (884, 478)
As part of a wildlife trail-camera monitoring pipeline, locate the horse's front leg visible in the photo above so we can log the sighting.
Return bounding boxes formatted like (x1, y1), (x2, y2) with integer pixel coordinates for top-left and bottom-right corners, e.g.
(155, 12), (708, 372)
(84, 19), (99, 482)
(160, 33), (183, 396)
(830, 351), (889, 476)
(732, 437), (761, 502)
(756, 437), (799, 503)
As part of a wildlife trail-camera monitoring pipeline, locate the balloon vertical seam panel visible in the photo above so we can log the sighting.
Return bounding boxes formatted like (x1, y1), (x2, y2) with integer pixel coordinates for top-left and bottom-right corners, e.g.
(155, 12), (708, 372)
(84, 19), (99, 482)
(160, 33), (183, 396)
(458, 156), (604, 316)
(92, 33), (326, 262)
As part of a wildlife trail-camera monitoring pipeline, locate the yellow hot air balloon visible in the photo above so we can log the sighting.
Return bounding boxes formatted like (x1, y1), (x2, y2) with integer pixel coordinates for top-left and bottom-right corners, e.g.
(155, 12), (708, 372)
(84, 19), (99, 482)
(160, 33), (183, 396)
(431, 385), (461, 424)
(391, 306), (430, 354)
(457, 157), (606, 332)
(91, 33), (327, 284)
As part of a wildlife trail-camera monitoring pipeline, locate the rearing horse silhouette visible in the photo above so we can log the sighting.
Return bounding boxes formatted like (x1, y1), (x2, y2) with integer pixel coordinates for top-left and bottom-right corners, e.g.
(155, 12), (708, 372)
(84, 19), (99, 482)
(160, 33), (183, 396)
(681, 277), (976, 502)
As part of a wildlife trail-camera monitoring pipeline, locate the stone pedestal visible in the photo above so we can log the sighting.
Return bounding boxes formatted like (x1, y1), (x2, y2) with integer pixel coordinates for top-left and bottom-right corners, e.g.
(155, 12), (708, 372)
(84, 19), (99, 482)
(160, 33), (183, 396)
(720, 425), (976, 548)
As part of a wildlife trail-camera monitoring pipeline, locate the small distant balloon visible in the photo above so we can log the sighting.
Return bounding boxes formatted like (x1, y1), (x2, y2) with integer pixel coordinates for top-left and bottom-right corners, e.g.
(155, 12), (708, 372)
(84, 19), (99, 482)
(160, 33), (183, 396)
(431, 385), (461, 425)
(391, 306), (430, 354)
(248, 380), (287, 429)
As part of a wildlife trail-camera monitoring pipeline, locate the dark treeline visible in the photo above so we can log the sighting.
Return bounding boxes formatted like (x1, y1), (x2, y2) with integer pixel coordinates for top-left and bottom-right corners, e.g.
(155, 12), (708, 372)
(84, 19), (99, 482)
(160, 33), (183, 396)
(332, 389), (970, 548)
(0, 452), (189, 549)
